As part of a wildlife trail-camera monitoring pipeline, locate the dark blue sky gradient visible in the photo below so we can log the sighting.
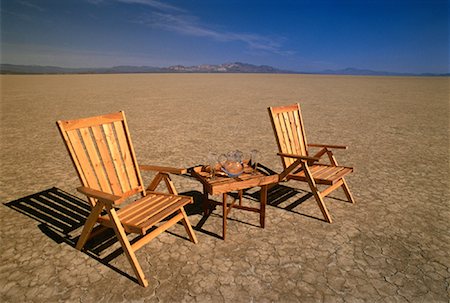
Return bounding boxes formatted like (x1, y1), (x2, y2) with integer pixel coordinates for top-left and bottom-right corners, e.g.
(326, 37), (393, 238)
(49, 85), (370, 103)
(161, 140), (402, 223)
(1, 0), (448, 73)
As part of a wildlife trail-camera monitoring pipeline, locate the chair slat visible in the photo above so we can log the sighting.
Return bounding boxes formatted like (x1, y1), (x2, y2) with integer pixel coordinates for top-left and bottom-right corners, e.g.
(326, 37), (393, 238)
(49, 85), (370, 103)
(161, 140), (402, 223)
(271, 114), (287, 154)
(287, 111), (301, 155)
(311, 165), (330, 176)
(327, 167), (352, 182)
(91, 125), (123, 195)
(59, 112), (124, 131)
(138, 199), (187, 233)
(126, 196), (179, 226)
(114, 121), (140, 189)
(66, 130), (99, 190)
(298, 105), (308, 154)
(270, 104), (299, 114)
(97, 195), (189, 233)
(315, 166), (341, 179)
(280, 112), (293, 155)
(269, 107), (290, 168)
(322, 167), (346, 180)
(271, 113), (290, 168)
(278, 113), (294, 166)
(121, 111), (146, 196)
(309, 165), (323, 172)
(292, 164), (328, 178)
(119, 194), (167, 221)
(290, 165), (351, 185)
(292, 109), (307, 155)
(103, 123), (131, 193)
(79, 127), (111, 193)
(282, 112), (296, 155)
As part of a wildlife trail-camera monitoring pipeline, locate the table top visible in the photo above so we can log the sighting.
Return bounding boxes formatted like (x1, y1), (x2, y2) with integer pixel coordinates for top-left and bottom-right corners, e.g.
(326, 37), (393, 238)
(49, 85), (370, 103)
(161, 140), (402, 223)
(191, 163), (279, 195)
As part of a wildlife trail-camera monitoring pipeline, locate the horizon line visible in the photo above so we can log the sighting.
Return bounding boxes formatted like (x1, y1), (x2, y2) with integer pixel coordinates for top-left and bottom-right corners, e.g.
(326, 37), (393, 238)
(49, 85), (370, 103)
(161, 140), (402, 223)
(0, 62), (448, 77)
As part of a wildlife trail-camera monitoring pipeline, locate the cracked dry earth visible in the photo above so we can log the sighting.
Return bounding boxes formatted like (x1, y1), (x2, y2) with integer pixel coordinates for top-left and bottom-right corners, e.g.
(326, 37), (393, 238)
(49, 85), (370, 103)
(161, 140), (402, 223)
(1, 74), (449, 302)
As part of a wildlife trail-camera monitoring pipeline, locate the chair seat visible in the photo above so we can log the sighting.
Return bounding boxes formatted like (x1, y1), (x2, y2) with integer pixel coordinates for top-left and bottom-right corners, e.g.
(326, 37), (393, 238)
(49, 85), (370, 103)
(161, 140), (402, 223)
(288, 164), (353, 185)
(98, 193), (192, 234)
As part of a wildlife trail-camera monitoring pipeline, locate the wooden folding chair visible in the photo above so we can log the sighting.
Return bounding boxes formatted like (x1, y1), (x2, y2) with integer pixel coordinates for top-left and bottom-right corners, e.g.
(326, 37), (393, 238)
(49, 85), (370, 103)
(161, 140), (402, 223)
(268, 104), (355, 223)
(57, 111), (198, 287)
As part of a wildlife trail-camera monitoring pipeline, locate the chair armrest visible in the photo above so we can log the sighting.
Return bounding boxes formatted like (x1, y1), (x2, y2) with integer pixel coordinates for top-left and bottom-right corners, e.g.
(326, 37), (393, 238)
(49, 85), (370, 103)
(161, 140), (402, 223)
(139, 165), (187, 175)
(277, 152), (320, 162)
(77, 186), (125, 206)
(308, 143), (348, 150)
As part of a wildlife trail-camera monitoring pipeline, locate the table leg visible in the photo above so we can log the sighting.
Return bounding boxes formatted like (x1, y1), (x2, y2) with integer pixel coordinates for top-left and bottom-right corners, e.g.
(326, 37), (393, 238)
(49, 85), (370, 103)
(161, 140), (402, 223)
(260, 185), (268, 228)
(202, 185), (209, 215)
(223, 193), (227, 240)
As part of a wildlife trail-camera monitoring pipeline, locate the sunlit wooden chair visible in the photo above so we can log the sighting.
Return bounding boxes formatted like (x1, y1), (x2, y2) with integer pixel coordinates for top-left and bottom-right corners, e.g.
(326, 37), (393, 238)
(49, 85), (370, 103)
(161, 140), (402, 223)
(268, 103), (355, 223)
(57, 111), (198, 287)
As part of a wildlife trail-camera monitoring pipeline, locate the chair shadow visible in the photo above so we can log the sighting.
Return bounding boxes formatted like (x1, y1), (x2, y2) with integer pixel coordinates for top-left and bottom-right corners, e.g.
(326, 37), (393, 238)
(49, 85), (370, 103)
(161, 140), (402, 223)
(4, 187), (145, 284)
(243, 183), (329, 223)
(5, 185), (283, 283)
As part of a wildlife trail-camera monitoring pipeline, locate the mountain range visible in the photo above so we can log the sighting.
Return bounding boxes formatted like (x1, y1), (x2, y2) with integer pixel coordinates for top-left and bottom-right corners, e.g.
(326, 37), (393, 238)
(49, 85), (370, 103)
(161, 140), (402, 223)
(0, 62), (448, 77)
(0, 62), (287, 75)
(319, 67), (449, 77)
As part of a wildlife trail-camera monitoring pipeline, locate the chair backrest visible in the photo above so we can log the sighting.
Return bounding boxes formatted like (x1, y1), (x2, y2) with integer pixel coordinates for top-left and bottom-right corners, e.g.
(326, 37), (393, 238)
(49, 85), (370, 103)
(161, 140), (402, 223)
(57, 111), (145, 207)
(268, 103), (308, 168)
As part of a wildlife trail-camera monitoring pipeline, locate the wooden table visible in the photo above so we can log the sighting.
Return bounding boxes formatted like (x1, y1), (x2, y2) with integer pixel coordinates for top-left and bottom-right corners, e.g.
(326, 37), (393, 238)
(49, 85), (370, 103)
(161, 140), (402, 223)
(191, 164), (279, 240)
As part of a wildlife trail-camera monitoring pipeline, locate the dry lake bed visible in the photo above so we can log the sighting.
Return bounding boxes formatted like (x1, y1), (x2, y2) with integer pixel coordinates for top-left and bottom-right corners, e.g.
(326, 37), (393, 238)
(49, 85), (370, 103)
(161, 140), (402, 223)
(1, 74), (449, 302)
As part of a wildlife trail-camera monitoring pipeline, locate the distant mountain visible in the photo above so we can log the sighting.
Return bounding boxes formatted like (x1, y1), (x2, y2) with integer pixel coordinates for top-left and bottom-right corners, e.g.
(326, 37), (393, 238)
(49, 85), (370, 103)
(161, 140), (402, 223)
(164, 62), (289, 73)
(0, 63), (447, 76)
(0, 64), (161, 74)
(319, 67), (449, 77)
(0, 62), (292, 75)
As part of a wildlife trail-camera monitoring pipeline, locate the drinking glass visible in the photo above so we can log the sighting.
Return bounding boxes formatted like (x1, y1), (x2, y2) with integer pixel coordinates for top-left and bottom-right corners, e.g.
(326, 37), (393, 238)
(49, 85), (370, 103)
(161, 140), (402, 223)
(207, 152), (218, 179)
(250, 149), (259, 174)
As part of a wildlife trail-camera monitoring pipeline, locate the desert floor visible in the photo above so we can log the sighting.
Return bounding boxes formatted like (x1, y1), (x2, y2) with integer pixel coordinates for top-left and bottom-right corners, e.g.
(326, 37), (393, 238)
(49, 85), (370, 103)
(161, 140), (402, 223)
(1, 74), (449, 302)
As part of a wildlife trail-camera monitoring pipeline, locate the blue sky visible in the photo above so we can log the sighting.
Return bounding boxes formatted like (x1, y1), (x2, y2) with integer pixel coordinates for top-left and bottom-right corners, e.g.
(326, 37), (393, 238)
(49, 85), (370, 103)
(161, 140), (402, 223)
(1, 0), (449, 73)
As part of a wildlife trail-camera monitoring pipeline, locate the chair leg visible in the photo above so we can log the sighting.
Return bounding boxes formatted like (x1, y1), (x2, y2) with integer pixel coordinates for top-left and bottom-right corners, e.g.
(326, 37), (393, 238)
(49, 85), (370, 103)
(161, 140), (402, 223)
(312, 190), (332, 223)
(179, 207), (198, 244)
(320, 152), (355, 205)
(341, 178), (355, 204)
(76, 201), (105, 250)
(105, 205), (149, 287)
(301, 162), (333, 223)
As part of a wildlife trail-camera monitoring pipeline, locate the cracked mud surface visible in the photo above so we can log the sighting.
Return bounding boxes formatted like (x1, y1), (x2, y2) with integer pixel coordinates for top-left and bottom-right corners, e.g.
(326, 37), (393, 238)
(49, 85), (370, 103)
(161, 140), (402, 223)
(1, 74), (449, 302)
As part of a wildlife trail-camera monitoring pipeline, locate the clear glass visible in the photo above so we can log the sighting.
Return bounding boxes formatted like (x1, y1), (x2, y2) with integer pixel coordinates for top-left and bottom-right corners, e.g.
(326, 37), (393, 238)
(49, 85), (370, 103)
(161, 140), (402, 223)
(207, 152), (218, 179)
(250, 149), (259, 174)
